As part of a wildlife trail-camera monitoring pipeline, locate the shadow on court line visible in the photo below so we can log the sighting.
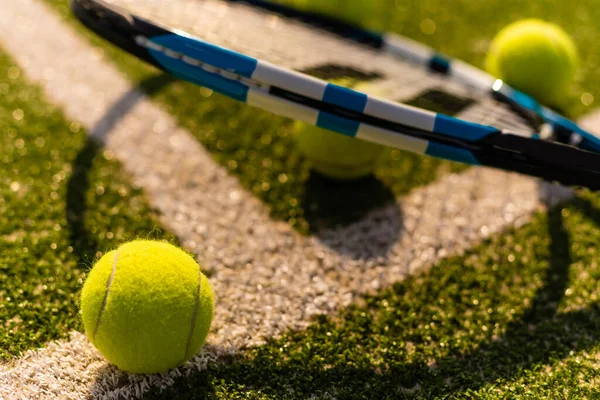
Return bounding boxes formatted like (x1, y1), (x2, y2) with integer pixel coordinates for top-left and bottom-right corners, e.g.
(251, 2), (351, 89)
(66, 71), (404, 264)
(71, 70), (402, 396)
(130, 194), (600, 399)
(72, 71), (595, 398)
(304, 170), (402, 260)
(65, 73), (177, 265)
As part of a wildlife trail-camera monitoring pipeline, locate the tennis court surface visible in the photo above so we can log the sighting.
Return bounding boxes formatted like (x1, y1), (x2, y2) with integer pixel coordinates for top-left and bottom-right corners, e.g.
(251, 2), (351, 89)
(3, 0), (600, 398)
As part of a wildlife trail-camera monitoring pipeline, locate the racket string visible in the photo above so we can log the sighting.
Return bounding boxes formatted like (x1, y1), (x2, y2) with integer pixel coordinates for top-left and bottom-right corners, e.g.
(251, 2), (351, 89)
(115, 0), (538, 139)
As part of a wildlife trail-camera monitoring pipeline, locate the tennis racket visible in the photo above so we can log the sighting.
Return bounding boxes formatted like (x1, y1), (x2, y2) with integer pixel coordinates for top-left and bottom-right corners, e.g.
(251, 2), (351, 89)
(72, 0), (600, 189)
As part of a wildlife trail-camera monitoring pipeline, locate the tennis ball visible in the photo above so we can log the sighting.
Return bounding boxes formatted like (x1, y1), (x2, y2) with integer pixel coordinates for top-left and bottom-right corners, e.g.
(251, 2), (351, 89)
(295, 79), (385, 180)
(295, 122), (384, 180)
(80, 240), (214, 374)
(485, 19), (578, 106)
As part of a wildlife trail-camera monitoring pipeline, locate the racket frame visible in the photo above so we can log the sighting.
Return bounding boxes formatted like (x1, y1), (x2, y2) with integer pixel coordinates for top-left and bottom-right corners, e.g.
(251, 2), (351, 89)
(72, 0), (600, 189)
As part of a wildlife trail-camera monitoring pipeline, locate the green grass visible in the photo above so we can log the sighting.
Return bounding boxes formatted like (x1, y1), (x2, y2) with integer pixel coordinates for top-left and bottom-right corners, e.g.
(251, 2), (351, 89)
(0, 49), (173, 359)
(145, 194), (600, 399)
(5, 0), (600, 398)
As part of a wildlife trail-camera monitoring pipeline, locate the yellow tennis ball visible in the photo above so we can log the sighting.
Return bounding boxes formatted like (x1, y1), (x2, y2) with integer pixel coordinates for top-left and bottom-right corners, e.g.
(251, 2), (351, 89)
(295, 79), (385, 180)
(295, 122), (384, 180)
(485, 19), (578, 106)
(80, 240), (214, 374)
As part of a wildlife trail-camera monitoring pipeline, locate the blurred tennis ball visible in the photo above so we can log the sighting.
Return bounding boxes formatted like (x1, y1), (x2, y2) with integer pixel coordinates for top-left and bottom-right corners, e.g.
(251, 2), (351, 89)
(81, 240), (214, 374)
(485, 19), (578, 107)
(295, 79), (385, 181)
(295, 123), (384, 180)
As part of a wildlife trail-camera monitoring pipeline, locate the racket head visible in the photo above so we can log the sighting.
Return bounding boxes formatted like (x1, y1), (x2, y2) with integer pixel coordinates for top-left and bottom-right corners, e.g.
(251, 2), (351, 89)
(72, 0), (600, 189)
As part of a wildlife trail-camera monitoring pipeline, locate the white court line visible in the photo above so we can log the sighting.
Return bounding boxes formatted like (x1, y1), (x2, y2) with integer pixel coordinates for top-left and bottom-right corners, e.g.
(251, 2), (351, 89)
(0, 0), (596, 398)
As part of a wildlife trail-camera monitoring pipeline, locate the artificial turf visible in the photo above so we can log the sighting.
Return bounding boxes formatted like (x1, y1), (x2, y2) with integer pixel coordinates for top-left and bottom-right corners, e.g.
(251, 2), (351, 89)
(4, 0), (600, 398)
(145, 194), (600, 399)
(0, 50), (173, 359)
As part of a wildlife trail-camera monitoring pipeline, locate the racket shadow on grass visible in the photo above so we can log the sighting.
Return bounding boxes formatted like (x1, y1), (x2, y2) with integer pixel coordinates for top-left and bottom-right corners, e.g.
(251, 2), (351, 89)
(66, 68), (402, 268)
(133, 194), (600, 399)
(65, 73), (177, 266)
(300, 88), (477, 261)
(396, 194), (600, 396)
(74, 72), (595, 396)
(302, 170), (402, 260)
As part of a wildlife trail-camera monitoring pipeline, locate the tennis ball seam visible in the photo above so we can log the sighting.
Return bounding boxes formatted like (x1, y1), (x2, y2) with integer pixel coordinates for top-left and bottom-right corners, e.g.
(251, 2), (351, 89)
(93, 249), (119, 341)
(182, 262), (203, 363)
